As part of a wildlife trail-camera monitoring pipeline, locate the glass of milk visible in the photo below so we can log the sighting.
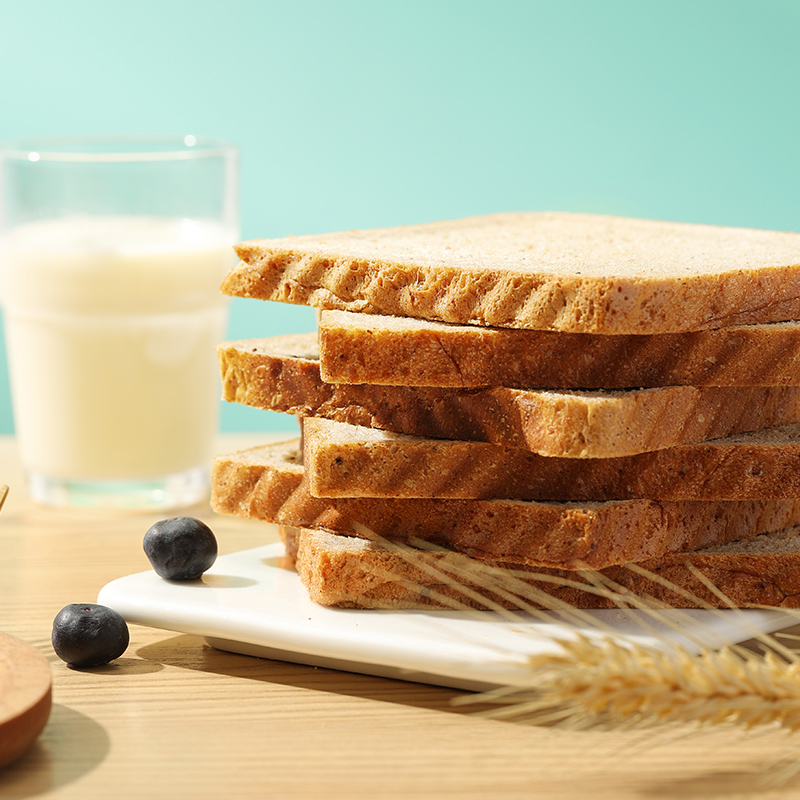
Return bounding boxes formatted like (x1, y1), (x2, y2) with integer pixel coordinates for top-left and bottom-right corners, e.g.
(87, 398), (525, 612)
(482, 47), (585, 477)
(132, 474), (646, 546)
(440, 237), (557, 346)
(0, 135), (238, 509)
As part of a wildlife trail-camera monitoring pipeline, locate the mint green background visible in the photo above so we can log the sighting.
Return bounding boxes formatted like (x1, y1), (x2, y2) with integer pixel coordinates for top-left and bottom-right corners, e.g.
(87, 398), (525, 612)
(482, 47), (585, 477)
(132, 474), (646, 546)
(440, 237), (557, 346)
(2, 0), (799, 433)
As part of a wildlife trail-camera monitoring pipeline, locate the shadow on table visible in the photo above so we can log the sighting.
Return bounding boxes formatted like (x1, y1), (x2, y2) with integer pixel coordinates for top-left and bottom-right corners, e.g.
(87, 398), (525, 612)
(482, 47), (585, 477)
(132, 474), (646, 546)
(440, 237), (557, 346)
(135, 632), (500, 716)
(0, 705), (110, 799)
(640, 766), (800, 797)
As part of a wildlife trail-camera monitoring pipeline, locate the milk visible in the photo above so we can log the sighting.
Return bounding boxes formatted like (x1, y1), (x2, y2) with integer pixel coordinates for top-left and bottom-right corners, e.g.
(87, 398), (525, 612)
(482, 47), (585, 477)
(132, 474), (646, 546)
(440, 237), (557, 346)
(0, 216), (236, 482)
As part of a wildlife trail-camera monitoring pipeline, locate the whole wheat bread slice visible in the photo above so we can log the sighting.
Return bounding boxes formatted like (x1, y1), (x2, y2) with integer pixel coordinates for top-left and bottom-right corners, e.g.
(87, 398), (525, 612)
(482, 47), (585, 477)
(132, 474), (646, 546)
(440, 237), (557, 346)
(224, 212), (800, 335)
(219, 334), (800, 459)
(209, 439), (800, 569)
(302, 417), (800, 501)
(280, 525), (800, 609)
(319, 310), (800, 389)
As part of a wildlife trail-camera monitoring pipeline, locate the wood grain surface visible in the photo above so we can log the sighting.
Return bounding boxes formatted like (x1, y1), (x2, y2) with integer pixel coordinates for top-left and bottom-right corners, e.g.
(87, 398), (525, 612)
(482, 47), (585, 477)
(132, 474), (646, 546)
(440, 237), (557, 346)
(3, 434), (800, 799)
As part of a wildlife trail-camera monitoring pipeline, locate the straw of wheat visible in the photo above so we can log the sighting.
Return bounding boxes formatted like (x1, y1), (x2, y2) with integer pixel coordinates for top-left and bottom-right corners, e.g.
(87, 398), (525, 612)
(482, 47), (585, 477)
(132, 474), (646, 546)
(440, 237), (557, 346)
(495, 634), (800, 731)
(346, 527), (800, 736)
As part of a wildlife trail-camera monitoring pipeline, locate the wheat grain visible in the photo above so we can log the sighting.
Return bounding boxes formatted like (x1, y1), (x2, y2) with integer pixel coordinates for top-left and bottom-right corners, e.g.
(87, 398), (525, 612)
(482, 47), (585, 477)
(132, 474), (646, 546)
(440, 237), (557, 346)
(515, 635), (800, 731)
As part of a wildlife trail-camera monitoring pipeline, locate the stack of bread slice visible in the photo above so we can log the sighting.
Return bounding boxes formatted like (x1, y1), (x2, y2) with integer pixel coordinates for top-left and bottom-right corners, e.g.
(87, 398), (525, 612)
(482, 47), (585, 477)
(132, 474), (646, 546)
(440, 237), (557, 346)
(211, 212), (800, 610)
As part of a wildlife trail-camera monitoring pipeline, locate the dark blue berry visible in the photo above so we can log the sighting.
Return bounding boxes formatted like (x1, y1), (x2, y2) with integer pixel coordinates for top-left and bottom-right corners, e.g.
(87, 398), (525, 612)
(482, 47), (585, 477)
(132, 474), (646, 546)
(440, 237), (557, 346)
(52, 603), (130, 668)
(143, 517), (217, 580)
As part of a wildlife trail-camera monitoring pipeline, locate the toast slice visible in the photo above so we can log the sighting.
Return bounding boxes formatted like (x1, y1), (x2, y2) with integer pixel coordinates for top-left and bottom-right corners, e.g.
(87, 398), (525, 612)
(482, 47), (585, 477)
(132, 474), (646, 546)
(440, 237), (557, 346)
(318, 310), (800, 389)
(209, 439), (800, 569)
(301, 418), (800, 501)
(218, 334), (800, 459)
(223, 212), (800, 335)
(280, 525), (800, 609)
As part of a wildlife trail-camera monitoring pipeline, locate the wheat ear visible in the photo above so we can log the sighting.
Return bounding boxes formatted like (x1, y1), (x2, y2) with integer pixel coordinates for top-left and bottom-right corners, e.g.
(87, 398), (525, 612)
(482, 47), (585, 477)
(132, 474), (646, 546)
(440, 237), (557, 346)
(509, 634), (800, 732)
(355, 529), (800, 729)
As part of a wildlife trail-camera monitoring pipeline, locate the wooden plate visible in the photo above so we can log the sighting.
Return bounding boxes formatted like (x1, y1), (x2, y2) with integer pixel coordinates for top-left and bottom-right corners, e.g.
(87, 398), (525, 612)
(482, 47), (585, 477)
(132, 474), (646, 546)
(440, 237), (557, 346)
(0, 632), (52, 769)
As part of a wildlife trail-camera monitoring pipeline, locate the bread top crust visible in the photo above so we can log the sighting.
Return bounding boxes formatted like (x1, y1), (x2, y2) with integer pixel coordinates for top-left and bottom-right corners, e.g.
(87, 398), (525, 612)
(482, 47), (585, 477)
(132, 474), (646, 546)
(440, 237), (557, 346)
(227, 212), (800, 334)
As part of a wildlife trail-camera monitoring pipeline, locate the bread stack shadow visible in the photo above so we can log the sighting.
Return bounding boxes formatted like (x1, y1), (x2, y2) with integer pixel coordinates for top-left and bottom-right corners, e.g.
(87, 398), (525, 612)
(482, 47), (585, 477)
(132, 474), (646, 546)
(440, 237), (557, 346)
(210, 212), (800, 610)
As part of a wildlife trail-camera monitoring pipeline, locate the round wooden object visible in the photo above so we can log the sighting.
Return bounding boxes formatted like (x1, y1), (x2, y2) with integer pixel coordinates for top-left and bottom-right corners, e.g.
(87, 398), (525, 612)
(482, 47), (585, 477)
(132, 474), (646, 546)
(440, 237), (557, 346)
(0, 632), (52, 769)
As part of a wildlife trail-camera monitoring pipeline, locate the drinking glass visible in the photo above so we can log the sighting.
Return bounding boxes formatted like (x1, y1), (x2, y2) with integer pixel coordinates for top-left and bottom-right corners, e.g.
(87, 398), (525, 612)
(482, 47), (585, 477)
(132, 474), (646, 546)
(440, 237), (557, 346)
(0, 135), (239, 509)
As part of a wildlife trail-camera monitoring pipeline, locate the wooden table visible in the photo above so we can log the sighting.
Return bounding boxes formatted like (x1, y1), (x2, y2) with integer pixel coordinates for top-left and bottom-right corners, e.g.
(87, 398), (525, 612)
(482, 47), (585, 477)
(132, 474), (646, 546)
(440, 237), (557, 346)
(3, 433), (800, 799)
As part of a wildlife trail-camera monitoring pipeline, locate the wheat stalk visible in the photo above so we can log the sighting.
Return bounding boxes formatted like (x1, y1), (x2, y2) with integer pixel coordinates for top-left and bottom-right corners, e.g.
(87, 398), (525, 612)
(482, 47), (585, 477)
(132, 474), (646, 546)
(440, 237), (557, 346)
(347, 526), (800, 739)
(496, 634), (800, 731)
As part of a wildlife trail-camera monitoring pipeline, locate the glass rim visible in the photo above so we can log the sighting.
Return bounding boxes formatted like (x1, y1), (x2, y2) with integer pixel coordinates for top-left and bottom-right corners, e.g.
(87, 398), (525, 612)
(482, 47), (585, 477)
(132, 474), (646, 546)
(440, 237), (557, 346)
(0, 134), (238, 163)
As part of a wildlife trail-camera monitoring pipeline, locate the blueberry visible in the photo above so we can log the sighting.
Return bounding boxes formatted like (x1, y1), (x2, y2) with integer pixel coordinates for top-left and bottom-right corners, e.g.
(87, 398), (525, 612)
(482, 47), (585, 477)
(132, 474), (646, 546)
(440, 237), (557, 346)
(143, 516), (217, 580)
(52, 603), (130, 668)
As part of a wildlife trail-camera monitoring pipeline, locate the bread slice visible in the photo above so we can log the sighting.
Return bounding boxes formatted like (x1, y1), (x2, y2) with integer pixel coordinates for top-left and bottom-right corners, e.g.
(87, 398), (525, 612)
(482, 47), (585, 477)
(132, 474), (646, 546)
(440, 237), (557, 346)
(302, 417), (800, 501)
(223, 212), (800, 335)
(319, 310), (800, 389)
(280, 525), (800, 609)
(218, 334), (800, 459)
(209, 439), (800, 569)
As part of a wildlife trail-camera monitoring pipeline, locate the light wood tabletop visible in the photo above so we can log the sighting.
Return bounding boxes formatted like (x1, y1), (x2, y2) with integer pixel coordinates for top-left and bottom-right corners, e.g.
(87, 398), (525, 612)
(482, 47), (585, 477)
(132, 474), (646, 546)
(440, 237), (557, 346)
(3, 433), (800, 799)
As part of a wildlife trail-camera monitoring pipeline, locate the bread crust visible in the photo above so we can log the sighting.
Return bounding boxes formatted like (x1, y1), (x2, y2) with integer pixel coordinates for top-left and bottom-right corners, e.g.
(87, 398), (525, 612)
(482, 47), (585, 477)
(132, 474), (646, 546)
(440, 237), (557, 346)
(281, 526), (800, 610)
(224, 212), (800, 335)
(210, 440), (800, 569)
(218, 334), (800, 458)
(302, 418), (800, 501)
(319, 310), (800, 389)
